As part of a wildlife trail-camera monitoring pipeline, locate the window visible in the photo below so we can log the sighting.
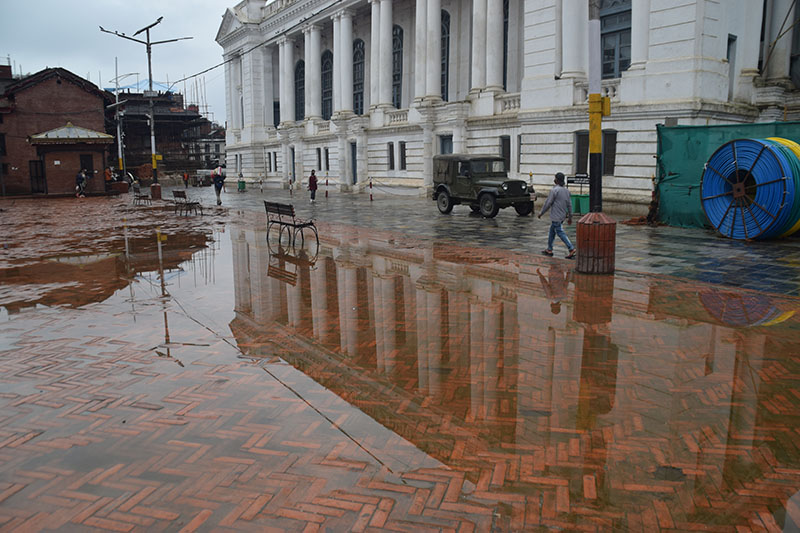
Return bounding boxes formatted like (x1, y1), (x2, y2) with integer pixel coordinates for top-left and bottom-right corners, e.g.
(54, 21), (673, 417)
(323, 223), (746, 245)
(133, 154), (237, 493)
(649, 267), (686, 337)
(500, 136), (510, 172)
(439, 135), (453, 154)
(273, 152), (278, 172)
(392, 25), (403, 109)
(317, 147), (322, 170)
(353, 39), (365, 115)
(324, 147), (330, 171)
(399, 141), (407, 170)
(273, 101), (280, 127)
(574, 129), (618, 175)
(600, 0), (631, 79)
(0, 133), (5, 156)
(517, 134), (522, 172)
(266, 148), (272, 172)
(727, 34), (737, 101)
(1, 164), (7, 176)
(295, 60), (305, 121)
(215, 144), (220, 154)
(441, 11), (450, 101)
(321, 50), (333, 119)
(387, 142), (395, 170)
(503, 0), (509, 90)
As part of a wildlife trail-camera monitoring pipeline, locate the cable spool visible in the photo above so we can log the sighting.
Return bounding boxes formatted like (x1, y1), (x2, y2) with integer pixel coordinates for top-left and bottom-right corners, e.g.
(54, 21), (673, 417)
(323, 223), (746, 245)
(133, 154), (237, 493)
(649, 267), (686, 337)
(700, 138), (797, 240)
(767, 137), (800, 236)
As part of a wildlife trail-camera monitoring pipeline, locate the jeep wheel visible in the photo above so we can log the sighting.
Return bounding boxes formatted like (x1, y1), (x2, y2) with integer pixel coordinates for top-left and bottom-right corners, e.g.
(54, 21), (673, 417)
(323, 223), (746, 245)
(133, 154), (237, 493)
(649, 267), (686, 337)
(514, 201), (534, 216)
(437, 190), (454, 214)
(479, 194), (499, 218)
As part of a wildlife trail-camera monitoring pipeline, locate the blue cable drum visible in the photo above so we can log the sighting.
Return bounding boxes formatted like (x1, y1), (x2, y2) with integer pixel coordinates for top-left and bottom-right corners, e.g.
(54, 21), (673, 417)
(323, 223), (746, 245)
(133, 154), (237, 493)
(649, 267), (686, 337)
(764, 139), (800, 236)
(701, 139), (794, 240)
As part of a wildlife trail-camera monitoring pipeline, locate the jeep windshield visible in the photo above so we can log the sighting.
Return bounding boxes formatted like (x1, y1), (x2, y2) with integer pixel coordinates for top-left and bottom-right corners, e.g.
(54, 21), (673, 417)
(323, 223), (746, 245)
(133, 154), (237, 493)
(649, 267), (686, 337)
(469, 160), (506, 176)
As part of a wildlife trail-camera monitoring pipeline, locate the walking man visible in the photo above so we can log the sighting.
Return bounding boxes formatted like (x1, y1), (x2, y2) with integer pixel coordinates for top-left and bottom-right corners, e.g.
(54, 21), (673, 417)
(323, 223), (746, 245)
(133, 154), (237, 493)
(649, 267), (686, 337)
(212, 166), (225, 205)
(538, 172), (576, 259)
(308, 169), (318, 203)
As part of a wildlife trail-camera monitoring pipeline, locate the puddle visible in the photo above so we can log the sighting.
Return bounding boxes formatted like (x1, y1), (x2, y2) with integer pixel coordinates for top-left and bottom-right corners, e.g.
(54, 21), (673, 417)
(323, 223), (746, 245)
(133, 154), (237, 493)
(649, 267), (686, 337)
(0, 199), (799, 531)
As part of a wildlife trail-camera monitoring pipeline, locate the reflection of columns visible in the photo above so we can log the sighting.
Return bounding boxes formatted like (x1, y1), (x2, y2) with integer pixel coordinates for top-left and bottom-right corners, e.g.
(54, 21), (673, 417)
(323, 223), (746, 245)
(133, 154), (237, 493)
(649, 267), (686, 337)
(485, 0), (504, 90)
(379, 0), (393, 105)
(287, 277), (302, 328)
(628, 0), (650, 70)
(337, 266), (359, 355)
(471, 0), (487, 91)
(373, 276), (397, 375)
(414, 0), (427, 101)
(370, 0), (381, 108)
(305, 25), (322, 119)
(469, 301), (484, 419)
(561, 0), (587, 78)
(766, 0), (795, 82)
(425, 0), (441, 100)
(310, 259), (328, 340)
(333, 15), (342, 113)
(415, 287), (441, 396)
(340, 11), (354, 113)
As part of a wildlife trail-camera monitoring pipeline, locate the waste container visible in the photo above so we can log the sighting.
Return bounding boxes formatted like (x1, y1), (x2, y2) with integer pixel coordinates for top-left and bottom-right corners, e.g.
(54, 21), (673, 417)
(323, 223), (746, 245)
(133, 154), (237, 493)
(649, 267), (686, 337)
(572, 194), (589, 214)
(237, 178), (246, 192)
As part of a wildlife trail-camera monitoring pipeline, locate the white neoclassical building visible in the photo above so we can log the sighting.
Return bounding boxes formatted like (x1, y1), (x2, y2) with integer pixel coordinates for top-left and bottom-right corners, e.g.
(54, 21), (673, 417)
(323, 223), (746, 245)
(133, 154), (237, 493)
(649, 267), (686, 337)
(216, 0), (800, 212)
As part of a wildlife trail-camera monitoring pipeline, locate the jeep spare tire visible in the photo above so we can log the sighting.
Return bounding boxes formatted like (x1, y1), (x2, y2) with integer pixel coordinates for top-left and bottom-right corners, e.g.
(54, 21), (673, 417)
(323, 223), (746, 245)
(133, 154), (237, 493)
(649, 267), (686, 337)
(514, 201), (534, 216)
(437, 190), (454, 214)
(479, 194), (499, 218)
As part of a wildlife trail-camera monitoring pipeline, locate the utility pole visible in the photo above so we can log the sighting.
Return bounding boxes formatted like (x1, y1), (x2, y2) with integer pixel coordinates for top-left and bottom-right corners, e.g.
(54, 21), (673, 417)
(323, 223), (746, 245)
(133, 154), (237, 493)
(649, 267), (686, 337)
(575, 0), (616, 274)
(100, 18), (192, 200)
(110, 58), (137, 183)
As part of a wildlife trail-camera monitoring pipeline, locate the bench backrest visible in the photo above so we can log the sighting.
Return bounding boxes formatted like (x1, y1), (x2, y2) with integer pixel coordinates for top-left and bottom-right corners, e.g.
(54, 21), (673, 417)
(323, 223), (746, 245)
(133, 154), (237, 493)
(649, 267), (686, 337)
(133, 183), (141, 194)
(173, 190), (187, 200)
(264, 201), (296, 218)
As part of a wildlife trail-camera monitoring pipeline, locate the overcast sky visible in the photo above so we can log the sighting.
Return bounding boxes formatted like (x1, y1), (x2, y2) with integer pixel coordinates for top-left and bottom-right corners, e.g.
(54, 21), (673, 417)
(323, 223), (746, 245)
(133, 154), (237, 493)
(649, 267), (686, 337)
(3, 0), (231, 125)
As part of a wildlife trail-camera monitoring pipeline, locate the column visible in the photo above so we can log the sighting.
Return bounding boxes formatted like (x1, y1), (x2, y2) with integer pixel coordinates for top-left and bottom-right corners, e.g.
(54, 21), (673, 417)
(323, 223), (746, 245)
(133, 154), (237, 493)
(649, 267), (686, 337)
(766, 0), (795, 82)
(471, 0), (487, 91)
(305, 25), (322, 119)
(425, 0), (442, 99)
(263, 46), (275, 128)
(414, 0), (428, 101)
(333, 14), (342, 113)
(278, 40), (288, 124)
(379, 0), (393, 105)
(734, 1), (764, 101)
(281, 38), (295, 124)
(370, 0), (381, 109)
(629, 0), (650, 70)
(561, 0), (588, 78)
(485, 0), (504, 90)
(340, 11), (354, 113)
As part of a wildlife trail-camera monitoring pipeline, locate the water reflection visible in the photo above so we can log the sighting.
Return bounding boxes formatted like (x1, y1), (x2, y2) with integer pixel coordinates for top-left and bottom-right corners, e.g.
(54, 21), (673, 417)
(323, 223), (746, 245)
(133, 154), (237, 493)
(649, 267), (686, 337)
(229, 223), (800, 530)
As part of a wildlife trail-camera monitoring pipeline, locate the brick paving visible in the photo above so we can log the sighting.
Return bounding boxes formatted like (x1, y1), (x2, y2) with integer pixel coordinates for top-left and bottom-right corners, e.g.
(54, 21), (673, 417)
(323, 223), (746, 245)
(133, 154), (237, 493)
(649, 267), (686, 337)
(0, 191), (799, 531)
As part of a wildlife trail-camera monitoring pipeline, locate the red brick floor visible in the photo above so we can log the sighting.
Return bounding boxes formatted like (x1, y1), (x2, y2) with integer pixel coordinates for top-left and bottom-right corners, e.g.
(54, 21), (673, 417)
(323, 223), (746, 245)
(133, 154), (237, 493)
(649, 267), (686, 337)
(1, 197), (799, 531)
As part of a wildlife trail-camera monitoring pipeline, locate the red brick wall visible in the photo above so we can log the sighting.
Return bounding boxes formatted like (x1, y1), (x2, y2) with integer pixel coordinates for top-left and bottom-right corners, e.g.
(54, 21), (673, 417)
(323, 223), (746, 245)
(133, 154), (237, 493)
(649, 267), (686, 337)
(0, 75), (107, 195)
(38, 147), (107, 195)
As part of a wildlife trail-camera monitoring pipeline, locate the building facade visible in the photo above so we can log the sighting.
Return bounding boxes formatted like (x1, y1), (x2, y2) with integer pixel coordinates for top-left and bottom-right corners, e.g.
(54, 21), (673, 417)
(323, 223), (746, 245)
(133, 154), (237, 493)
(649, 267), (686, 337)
(216, 0), (800, 212)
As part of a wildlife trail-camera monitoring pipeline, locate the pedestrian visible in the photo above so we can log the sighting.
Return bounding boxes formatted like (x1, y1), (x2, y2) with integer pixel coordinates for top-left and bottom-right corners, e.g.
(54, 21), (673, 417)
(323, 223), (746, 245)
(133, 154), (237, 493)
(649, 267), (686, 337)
(537, 266), (571, 315)
(538, 172), (576, 259)
(104, 167), (112, 191)
(183, 170), (189, 188)
(308, 169), (318, 203)
(75, 169), (88, 198)
(212, 165), (225, 205)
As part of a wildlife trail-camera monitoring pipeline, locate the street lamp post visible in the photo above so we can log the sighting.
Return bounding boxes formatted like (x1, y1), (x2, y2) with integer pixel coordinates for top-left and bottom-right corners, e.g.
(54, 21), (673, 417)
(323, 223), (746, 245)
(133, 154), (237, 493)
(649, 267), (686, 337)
(100, 18), (192, 198)
(109, 59), (138, 185)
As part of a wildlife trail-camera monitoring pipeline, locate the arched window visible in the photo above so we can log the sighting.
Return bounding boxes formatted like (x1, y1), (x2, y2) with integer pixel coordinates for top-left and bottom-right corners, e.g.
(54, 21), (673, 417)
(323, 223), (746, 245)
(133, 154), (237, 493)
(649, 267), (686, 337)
(353, 39), (365, 115)
(294, 60), (305, 121)
(441, 10), (450, 101)
(321, 50), (333, 120)
(392, 25), (403, 109)
(503, 0), (509, 90)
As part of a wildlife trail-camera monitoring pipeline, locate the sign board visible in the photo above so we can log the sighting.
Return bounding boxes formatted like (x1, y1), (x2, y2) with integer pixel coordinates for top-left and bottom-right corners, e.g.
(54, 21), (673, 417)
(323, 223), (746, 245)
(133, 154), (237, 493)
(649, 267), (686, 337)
(143, 90), (158, 98)
(567, 174), (590, 185)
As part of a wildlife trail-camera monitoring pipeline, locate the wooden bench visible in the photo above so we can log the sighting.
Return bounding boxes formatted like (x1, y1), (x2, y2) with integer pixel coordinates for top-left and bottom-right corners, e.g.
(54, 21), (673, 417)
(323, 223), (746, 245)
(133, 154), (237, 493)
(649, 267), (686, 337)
(132, 183), (151, 205)
(173, 190), (203, 215)
(264, 201), (318, 247)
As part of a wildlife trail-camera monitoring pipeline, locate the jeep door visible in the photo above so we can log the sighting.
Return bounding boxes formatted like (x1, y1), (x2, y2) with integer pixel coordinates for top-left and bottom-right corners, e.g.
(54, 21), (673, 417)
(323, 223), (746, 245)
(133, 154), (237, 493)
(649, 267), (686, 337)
(453, 161), (474, 200)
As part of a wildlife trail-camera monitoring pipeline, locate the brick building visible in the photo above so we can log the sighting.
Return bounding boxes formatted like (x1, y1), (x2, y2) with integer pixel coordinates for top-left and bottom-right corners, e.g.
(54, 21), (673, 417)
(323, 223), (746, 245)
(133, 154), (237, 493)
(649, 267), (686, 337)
(0, 67), (113, 195)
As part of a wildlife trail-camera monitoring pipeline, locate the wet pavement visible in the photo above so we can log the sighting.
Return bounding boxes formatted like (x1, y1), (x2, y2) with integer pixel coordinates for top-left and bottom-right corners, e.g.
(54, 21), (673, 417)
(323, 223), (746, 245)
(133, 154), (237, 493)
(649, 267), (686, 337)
(0, 189), (799, 532)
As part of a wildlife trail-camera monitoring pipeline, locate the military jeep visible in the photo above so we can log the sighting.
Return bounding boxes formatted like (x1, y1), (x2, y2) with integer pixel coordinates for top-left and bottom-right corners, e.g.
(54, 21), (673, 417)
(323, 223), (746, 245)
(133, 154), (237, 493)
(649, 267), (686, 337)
(432, 154), (534, 218)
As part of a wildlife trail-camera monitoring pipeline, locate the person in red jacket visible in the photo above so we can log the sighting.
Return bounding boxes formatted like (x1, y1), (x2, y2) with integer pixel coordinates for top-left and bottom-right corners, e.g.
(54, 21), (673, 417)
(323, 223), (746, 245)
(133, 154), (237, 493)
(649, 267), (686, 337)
(308, 169), (318, 203)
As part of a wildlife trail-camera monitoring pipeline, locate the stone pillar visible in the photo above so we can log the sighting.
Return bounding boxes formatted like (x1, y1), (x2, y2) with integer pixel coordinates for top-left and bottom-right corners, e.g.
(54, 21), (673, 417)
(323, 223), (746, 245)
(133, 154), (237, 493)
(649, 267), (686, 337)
(414, 0), (428, 101)
(305, 25), (322, 119)
(370, 0), (381, 109)
(471, 0), (487, 91)
(766, 0), (795, 82)
(561, 0), (588, 78)
(333, 14), (342, 113)
(278, 40), (288, 124)
(422, 125), (434, 187)
(341, 11), (355, 113)
(282, 38), (295, 124)
(263, 46), (275, 128)
(735, 1), (764, 102)
(628, 0), (650, 70)
(485, 0), (504, 91)
(379, 0), (394, 106)
(425, 0), (442, 100)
